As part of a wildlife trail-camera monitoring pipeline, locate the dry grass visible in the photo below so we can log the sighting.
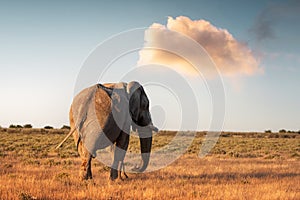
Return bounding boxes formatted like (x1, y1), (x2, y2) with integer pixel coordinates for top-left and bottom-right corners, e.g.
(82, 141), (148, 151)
(0, 129), (299, 200)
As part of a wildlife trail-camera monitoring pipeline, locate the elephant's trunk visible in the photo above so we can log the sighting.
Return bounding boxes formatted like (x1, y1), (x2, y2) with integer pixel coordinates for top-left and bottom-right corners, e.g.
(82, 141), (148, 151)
(132, 124), (158, 172)
(137, 136), (152, 172)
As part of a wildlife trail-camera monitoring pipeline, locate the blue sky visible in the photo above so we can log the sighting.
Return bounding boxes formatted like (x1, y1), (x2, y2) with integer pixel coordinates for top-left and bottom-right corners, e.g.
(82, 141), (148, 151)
(0, 0), (299, 131)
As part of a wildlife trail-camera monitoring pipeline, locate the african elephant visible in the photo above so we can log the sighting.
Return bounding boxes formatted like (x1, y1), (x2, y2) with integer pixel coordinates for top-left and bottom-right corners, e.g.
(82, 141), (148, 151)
(69, 81), (158, 180)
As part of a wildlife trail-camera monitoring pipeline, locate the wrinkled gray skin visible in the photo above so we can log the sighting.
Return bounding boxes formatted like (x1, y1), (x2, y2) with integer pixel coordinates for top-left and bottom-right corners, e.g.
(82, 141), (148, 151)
(69, 81), (158, 180)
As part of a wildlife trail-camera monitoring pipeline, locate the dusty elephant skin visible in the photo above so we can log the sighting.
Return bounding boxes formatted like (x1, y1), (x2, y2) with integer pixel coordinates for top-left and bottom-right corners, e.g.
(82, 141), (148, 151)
(69, 81), (158, 181)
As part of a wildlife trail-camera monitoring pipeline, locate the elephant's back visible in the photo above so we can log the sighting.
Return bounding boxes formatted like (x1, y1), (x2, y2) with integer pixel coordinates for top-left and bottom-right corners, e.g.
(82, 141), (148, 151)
(94, 86), (112, 128)
(70, 85), (112, 130)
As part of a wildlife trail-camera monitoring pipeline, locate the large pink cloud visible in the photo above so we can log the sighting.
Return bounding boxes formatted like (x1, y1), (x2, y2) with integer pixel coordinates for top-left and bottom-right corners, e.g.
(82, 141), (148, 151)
(138, 16), (262, 77)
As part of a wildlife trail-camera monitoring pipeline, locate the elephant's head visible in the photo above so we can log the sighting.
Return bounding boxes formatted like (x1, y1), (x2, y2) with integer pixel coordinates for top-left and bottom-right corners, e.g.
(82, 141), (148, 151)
(127, 81), (158, 172)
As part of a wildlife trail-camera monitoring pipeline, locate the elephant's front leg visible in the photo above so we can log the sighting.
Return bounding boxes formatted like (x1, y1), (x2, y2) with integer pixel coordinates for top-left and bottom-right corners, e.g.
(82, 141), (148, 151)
(110, 131), (129, 180)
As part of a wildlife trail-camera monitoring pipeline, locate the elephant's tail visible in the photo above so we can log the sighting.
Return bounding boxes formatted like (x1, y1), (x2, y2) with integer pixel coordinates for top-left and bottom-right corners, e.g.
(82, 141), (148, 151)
(55, 128), (76, 150)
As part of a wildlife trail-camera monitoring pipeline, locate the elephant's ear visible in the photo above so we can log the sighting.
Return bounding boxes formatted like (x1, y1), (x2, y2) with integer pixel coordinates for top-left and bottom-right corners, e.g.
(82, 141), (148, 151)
(139, 86), (149, 110)
(111, 87), (127, 114)
(101, 82), (127, 113)
(111, 91), (121, 112)
(129, 89), (140, 123)
(97, 83), (113, 97)
(127, 82), (141, 123)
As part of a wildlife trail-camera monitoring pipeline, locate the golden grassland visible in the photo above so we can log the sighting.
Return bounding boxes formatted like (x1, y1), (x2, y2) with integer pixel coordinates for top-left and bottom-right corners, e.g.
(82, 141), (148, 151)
(0, 128), (299, 200)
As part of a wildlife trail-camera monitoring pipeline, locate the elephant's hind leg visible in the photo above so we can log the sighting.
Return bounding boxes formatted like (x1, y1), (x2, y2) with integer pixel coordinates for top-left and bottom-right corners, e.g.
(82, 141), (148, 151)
(78, 141), (93, 180)
(81, 154), (92, 180)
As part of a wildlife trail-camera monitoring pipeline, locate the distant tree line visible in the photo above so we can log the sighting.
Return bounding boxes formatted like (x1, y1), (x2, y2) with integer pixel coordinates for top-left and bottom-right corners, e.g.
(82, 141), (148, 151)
(265, 129), (300, 134)
(5, 124), (70, 130)
(1, 124), (299, 134)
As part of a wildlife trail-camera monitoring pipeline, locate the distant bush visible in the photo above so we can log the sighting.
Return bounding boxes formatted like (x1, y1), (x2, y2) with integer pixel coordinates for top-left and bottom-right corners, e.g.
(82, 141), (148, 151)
(61, 125), (70, 130)
(44, 126), (53, 129)
(279, 129), (286, 133)
(23, 124), (32, 128)
(9, 124), (22, 128)
(265, 130), (272, 133)
(298, 130), (300, 134)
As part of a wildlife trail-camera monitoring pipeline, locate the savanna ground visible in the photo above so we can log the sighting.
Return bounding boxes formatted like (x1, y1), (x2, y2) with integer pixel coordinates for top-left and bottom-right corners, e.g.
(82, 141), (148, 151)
(0, 128), (299, 200)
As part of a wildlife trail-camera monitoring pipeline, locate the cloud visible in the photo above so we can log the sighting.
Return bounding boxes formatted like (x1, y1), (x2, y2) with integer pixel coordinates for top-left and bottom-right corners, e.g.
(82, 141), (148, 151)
(138, 16), (262, 78)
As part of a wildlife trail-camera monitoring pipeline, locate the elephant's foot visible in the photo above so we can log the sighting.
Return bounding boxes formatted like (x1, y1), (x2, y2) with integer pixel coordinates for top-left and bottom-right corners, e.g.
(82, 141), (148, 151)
(79, 170), (93, 180)
(79, 166), (93, 180)
(110, 163), (129, 181)
(87, 169), (92, 179)
(118, 161), (128, 180)
(80, 156), (93, 180)
(118, 170), (129, 180)
(110, 168), (118, 181)
(110, 170), (128, 181)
